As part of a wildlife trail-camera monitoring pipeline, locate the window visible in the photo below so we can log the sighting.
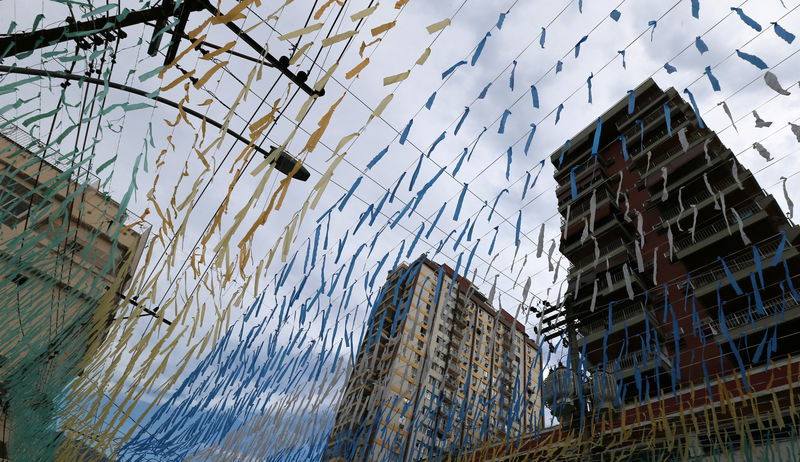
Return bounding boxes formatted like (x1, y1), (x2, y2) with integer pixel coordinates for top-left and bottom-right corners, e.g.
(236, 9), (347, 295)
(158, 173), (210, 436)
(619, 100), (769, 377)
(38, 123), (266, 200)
(0, 175), (42, 227)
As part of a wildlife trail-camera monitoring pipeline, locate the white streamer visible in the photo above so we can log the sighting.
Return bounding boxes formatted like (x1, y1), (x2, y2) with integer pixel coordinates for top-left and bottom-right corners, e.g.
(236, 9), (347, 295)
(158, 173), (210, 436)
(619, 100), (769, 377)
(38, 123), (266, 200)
(730, 207), (751, 245)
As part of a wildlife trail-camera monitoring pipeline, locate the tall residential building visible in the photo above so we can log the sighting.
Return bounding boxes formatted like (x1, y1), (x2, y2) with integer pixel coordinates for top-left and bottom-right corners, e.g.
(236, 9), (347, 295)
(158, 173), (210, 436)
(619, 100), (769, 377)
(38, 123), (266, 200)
(324, 256), (542, 462)
(0, 117), (149, 461)
(473, 79), (800, 461)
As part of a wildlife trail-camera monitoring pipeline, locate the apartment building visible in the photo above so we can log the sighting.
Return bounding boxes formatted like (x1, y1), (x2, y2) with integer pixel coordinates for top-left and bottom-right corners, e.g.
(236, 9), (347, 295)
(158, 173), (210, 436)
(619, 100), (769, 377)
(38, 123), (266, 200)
(324, 256), (542, 462)
(472, 79), (800, 461)
(0, 117), (149, 460)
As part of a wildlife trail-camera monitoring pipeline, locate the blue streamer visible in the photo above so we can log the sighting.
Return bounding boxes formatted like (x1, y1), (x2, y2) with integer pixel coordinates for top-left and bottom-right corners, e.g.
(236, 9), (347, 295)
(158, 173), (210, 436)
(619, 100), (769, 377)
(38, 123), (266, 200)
(399, 118), (413, 144)
(454, 183), (468, 220)
(522, 171), (531, 200)
(556, 60), (563, 73)
(557, 139), (572, 166)
(627, 90), (635, 114)
(497, 12), (507, 29)
(488, 226), (499, 255)
(664, 62), (677, 74)
(505, 147), (513, 179)
(454, 106), (470, 135)
(425, 91), (437, 109)
(428, 130), (446, 157)
(695, 36), (708, 54)
(425, 202), (446, 239)
(468, 126), (487, 160)
(453, 220), (469, 251)
(472, 32), (491, 66)
(648, 20), (657, 41)
(453, 147), (468, 176)
(610, 9), (621, 21)
(515, 210), (522, 247)
(575, 35), (588, 58)
(530, 84), (539, 108)
(731, 7), (762, 31)
(735, 49), (768, 70)
(751, 272), (765, 315)
(683, 88), (705, 128)
(691, 0), (699, 18)
(771, 231), (787, 266)
(664, 102), (671, 136)
(366, 145), (389, 169)
(524, 123), (537, 155)
(338, 176), (362, 211)
(704, 66), (721, 91)
(618, 50), (626, 68)
(540, 27), (546, 48)
(509, 60), (517, 90)
(499, 109), (511, 133)
(591, 117), (602, 157)
(718, 256), (743, 295)
(555, 103), (564, 125)
(389, 172), (405, 203)
(478, 82), (492, 99)
(772, 21), (796, 44)
(488, 189), (509, 222)
(587, 72), (593, 103)
(442, 60), (467, 79)
(406, 223), (425, 258)
(408, 154), (424, 191)
(753, 245), (765, 288)
(570, 165), (580, 199)
(619, 135), (630, 161)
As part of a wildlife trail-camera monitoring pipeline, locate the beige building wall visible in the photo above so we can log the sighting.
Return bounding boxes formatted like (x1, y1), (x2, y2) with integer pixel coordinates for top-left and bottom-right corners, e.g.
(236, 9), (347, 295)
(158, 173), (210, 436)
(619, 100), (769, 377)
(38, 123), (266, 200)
(0, 119), (148, 460)
(325, 257), (543, 462)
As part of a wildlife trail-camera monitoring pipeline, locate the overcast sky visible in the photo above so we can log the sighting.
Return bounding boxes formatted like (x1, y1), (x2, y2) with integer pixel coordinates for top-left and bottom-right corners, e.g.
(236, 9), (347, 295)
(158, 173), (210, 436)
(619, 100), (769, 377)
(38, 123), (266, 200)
(2, 0), (800, 459)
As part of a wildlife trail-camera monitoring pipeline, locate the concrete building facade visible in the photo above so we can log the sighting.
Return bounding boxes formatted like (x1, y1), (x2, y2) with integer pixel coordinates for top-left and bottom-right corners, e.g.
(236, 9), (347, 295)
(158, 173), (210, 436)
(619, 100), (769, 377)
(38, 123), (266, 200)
(0, 117), (149, 460)
(324, 257), (542, 461)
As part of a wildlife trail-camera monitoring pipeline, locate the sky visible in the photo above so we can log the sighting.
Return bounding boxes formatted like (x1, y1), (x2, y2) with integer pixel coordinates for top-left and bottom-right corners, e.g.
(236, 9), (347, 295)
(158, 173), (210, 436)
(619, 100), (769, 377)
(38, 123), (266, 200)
(1, 0), (800, 459)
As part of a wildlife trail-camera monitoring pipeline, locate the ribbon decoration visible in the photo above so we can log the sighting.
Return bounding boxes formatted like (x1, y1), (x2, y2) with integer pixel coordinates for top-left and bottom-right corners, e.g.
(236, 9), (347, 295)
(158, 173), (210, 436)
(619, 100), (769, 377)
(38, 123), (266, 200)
(772, 21), (796, 43)
(587, 73), (594, 103)
(719, 101), (737, 132)
(753, 142), (773, 161)
(764, 71), (791, 95)
(454, 106), (470, 135)
(472, 32), (491, 66)
(509, 60), (518, 90)
(736, 49), (769, 70)
(524, 123), (537, 155)
(530, 84), (540, 108)
(781, 177), (795, 219)
(664, 62), (678, 73)
(425, 92), (437, 110)
(730, 7), (762, 31)
(478, 82), (492, 99)
(695, 36), (709, 54)
(730, 208), (751, 245)
(442, 60), (467, 79)
(610, 9), (621, 21)
(399, 118), (413, 144)
(575, 35), (589, 58)
(556, 60), (564, 73)
(499, 109), (512, 134)
(540, 27), (547, 48)
(704, 66), (721, 91)
(753, 110), (772, 128)
(648, 20), (657, 41)
(691, 0), (700, 18)
(627, 90), (635, 114)
(789, 122), (800, 142)
(683, 88), (705, 128)
(556, 103), (565, 125)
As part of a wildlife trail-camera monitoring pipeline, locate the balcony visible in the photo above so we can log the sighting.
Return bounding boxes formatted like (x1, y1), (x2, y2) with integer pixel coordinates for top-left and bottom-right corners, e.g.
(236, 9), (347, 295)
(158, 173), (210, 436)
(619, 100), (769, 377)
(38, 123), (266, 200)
(577, 301), (657, 343)
(558, 173), (614, 211)
(660, 174), (741, 222)
(675, 196), (770, 258)
(621, 99), (681, 143)
(616, 90), (671, 132)
(567, 237), (630, 278)
(572, 262), (647, 303)
(556, 162), (612, 200)
(642, 131), (716, 186)
(630, 114), (691, 160)
(704, 294), (800, 339)
(561, 186), (617, 231)
(616, 348), (671, 378)
(561, 215), (632, 256)
(689, 234), (797, 297)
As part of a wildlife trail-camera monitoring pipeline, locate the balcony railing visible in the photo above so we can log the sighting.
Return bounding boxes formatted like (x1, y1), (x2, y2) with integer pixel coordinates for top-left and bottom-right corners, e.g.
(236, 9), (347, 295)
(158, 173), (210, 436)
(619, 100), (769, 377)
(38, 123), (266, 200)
(675, 199), (764, 251)
(563, 186), (615, 225)
(661, 175), (738, 220)
(568, 238), (628, 275)
(617, 348), (667, 371)
(578, 301), (649, 337)
(704, 294), (800, 334)
(690, 236), (789, 289)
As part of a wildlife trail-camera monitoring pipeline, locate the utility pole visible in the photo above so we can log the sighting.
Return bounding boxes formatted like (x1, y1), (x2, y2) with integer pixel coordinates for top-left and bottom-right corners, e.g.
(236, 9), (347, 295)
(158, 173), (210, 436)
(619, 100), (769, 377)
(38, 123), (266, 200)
(0, 0), (324, 97)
